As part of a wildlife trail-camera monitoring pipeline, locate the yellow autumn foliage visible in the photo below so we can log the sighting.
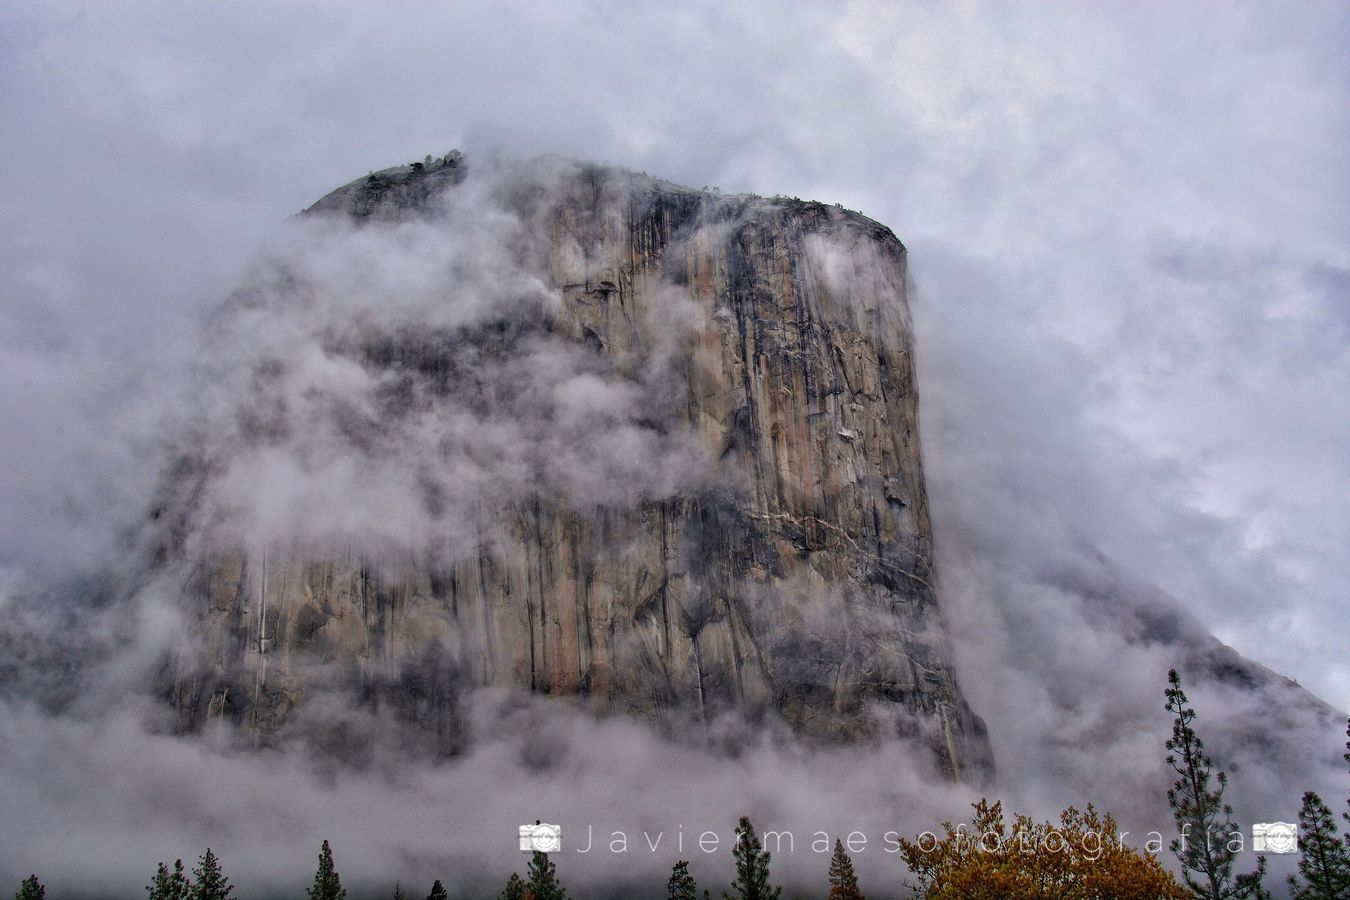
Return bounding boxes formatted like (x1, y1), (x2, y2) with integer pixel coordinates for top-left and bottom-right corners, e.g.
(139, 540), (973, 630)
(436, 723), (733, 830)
(898, 799), (1188, 900)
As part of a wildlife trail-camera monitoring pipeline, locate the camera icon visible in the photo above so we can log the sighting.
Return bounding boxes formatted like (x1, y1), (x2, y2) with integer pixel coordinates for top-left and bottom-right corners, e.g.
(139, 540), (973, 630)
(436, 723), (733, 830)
(1252, 822), (1298, 854)
(519, 820), (562, 853)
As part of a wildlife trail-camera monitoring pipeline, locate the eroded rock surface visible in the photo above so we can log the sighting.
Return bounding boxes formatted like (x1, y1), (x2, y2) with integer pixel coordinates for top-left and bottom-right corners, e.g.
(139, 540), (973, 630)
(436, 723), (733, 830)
(159, 155), (994, 779)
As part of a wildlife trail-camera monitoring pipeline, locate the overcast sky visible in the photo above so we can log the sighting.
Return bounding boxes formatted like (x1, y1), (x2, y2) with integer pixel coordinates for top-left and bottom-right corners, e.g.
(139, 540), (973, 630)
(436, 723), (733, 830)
(1, 0), (1347, 838)
(6, 0), (1342, 703)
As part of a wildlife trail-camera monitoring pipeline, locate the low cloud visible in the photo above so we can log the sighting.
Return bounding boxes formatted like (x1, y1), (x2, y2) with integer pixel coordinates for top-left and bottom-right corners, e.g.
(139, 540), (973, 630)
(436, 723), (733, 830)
(1, 1), (1346, 897)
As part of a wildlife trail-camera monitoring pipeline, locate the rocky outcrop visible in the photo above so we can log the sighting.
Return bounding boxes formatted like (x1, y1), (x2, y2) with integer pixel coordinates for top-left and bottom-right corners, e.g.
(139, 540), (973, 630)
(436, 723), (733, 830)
(159, 154), (993, 780)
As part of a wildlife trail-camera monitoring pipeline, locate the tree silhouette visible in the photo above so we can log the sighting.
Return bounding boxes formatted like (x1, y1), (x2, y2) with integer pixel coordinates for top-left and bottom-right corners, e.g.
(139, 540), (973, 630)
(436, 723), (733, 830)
(148, 859), (190, 900)
(307, 840), (346, 900)
(426, 880), (448, 900)
(526, 851), (567, 899)
(1165, 669), (1268, 899)
(725, 816), (781, 900)
(1287, 790), (1350, 899)
(668, 860), (698, 899)
(827, 839), (864, 899)
(1343, 718), (1349, 833)
(189, 848), (234, 900)
(15, 875), (44, 900)
(498, 873), (525, 900)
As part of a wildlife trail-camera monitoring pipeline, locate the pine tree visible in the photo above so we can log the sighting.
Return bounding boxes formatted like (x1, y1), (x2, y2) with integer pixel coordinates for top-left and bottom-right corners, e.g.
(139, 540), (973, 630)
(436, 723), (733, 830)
(498, 873), (525, 900)
(148, 859), (190, 900)
(190, 848), (235, 900)
(1164, 669), (1269, 899)
(1343, 719), (1349, 834)
(526, 851), (567, 900)
(307, 840), (346, 900)
(725, 816), (782, 900)
(668, 860), (698, 899)
(827, 839), (864, 899)
(391, 883), (405, 900)
(426, 880), (448, 900)
(1288, 791), (1350, 899)
(15, 876), (44, 900)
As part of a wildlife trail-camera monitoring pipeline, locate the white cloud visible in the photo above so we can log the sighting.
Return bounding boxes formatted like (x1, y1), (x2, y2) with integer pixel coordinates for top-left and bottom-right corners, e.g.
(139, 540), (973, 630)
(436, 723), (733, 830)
(0, 0), (1346, 894)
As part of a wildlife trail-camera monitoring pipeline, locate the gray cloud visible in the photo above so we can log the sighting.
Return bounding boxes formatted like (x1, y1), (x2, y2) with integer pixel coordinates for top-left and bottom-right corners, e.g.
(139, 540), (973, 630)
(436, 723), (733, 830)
(0, 686), (981, 898)
(172, 159), (718, 567)
(1, 0), (1347, 896)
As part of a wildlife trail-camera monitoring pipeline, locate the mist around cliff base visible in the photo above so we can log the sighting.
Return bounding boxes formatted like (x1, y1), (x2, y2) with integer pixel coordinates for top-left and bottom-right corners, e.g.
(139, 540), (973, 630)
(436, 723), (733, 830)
(0, 155), (1343, 898)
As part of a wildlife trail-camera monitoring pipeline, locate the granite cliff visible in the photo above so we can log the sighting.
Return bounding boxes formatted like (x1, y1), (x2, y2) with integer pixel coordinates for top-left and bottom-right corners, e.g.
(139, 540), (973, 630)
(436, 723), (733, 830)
(154, 154), (994, 778)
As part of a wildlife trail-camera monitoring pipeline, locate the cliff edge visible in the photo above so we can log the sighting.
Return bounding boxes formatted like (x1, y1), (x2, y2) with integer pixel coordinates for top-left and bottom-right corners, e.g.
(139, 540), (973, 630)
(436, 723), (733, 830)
(156, 154), (995, 780)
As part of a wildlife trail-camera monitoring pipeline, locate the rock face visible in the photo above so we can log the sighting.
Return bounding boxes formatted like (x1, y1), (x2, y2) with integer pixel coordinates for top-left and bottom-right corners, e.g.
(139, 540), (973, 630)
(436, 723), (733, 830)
(160, 154), (993, 780)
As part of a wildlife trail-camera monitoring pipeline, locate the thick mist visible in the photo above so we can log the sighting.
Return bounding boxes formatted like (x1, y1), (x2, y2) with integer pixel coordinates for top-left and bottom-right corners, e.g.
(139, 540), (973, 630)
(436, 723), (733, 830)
(179, 160), (714, 563)
(0, 158), (983, 896)
(2, 2), (1347, 897)
(1, 153), (1342, 899)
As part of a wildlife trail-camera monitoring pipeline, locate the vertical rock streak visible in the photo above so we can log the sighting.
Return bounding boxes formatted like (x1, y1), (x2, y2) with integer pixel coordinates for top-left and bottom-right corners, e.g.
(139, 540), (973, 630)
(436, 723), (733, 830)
(166, 158), (992, 779)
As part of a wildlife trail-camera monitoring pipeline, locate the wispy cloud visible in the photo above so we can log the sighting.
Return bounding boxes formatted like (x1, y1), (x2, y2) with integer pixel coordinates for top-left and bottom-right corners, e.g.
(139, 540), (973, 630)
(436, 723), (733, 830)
(0, 1), (1346, 895)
